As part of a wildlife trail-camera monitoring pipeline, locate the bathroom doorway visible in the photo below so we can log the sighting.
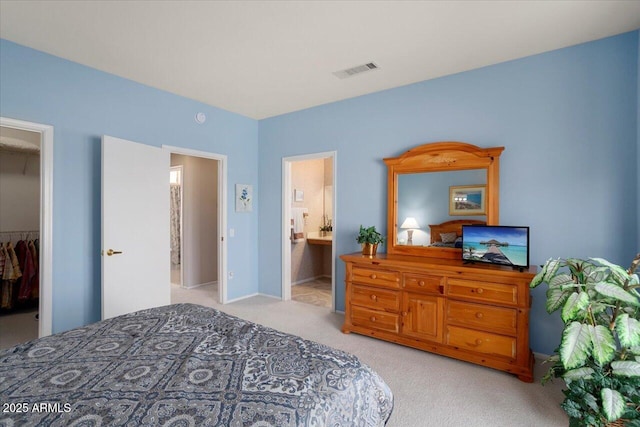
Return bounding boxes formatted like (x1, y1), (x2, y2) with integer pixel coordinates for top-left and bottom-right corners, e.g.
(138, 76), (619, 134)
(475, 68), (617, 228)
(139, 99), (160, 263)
(166, 147), (227, 306)
(282, 151), (336, 311)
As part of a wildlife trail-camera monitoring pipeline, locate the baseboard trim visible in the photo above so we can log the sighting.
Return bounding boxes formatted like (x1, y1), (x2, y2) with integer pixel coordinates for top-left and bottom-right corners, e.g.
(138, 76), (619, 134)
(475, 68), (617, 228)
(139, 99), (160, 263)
(258, 293), (282, 300)
(223, 292), (283, 304)
(533, 351), (551, 361)
(181, 280), (218, 290)
(292, 275), (332, 286)
(225, 293), (260, 304)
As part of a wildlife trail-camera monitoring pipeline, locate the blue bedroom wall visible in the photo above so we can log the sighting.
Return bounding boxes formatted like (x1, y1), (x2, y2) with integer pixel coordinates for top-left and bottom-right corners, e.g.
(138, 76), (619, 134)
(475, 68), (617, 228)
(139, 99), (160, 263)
(258, 31), (639, 355)
(0, 39), (260, 333)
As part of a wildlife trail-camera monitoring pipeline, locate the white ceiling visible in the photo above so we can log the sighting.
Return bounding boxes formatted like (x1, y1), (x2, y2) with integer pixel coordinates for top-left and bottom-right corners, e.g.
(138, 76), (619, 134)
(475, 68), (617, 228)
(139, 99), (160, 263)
(1, 1), (639, 120)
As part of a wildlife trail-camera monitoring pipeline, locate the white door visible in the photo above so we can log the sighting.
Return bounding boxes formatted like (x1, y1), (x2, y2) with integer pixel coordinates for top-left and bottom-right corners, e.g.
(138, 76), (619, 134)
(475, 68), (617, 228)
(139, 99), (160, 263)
(102, 135), (170, 319)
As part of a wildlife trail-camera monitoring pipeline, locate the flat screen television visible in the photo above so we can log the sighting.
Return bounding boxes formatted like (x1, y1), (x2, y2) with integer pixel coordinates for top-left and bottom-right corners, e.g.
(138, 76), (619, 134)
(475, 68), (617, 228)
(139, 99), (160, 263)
(462, 225), (530, 269)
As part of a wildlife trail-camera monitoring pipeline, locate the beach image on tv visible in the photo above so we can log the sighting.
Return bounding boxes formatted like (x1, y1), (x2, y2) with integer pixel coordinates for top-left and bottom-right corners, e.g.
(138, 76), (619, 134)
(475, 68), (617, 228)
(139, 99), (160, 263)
(462, 226), (528, 267)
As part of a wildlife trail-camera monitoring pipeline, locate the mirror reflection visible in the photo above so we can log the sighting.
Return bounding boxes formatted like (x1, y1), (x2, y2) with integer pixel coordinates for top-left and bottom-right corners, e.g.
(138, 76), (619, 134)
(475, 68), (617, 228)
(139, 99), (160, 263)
(397, 169), (486, 246)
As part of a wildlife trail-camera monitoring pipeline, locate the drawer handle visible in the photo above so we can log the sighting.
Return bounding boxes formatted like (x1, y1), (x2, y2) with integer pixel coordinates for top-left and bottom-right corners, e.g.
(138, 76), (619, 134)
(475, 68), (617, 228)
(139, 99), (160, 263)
(370, 316), (377, 322)
(475, 312), (484, 319)
(468, 339), (483, 347)
(471, 288), (484, 294)
(370, 294), (378, 301)
(370, 274), (377, 279)
(418, 280), (425, 287)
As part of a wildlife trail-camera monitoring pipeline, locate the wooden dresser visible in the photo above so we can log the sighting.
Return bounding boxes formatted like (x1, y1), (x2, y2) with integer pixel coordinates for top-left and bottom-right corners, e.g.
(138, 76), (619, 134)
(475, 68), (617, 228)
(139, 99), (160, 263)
(340, 252), (536, 382)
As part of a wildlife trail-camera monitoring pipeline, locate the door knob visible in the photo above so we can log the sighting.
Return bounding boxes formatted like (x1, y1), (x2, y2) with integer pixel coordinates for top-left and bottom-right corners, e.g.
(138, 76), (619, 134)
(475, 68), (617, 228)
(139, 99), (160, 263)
(106, 249), (123, 256)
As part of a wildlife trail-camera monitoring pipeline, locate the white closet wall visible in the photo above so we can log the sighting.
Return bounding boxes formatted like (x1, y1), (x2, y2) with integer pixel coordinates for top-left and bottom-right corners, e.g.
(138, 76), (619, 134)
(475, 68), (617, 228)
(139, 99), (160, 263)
(0, 127), (40, 232)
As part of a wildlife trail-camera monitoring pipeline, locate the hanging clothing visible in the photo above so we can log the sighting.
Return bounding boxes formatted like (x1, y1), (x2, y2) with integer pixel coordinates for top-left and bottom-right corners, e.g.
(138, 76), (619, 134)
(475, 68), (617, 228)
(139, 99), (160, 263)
(1, 242), (22, 309)
(28, 240), (39, 298)
(0, 236), (39, 311)
(0, 242), (6, 278)
(15, 240), (36, 302)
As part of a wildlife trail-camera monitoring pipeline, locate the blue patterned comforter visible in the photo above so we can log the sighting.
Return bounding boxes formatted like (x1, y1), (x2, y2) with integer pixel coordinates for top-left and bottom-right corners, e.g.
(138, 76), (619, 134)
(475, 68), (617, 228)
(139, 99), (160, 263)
(0, 303), (393, 426)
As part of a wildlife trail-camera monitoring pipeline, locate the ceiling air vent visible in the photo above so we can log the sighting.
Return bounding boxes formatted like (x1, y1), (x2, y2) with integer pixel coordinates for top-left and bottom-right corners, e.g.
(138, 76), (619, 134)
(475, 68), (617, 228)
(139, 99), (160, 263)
(333, 62), (379, 79)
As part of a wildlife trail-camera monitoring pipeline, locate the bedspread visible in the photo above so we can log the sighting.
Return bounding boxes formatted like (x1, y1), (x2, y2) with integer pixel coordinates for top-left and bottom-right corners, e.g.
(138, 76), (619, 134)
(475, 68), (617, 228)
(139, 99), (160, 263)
(0, 303), (393, 426)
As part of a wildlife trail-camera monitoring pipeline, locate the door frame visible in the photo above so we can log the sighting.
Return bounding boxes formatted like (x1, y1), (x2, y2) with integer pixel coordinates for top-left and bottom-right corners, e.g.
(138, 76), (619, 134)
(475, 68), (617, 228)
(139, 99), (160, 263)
(1, 116), (53, 337)
(282, 151), (337, 311)
(163, 145), (228, 304)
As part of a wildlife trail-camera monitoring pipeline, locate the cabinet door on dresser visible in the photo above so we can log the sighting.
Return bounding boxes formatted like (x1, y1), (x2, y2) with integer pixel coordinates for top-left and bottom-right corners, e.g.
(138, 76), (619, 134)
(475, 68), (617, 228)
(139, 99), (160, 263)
(401, 292), (444, 342)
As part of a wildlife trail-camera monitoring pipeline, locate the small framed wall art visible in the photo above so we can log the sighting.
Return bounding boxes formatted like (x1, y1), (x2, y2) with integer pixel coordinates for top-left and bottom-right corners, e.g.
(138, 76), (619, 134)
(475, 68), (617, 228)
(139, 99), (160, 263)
(236, 184), (253, 212)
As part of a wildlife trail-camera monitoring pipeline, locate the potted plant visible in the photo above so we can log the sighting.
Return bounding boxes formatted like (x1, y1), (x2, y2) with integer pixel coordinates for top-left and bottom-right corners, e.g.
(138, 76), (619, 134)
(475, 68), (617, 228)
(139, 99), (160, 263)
(356, 225), (385, 256)
(530, 255), (640, 427)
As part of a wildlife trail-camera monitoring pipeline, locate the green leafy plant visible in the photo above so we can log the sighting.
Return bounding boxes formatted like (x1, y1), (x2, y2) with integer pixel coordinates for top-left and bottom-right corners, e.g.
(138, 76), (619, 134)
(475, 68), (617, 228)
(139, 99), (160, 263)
(356, 225), (385, 245)
(530, 255), (640, 427)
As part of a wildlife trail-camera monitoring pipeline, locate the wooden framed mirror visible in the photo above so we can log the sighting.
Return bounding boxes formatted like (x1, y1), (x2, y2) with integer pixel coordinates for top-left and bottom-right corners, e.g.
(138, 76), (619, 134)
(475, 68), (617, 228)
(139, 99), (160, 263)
(384, 142), (504, 259)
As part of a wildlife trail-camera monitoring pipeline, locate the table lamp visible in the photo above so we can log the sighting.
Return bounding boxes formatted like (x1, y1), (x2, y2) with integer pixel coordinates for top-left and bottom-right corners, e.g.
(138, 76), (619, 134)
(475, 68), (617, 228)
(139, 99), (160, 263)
(400, 217), (420, 245)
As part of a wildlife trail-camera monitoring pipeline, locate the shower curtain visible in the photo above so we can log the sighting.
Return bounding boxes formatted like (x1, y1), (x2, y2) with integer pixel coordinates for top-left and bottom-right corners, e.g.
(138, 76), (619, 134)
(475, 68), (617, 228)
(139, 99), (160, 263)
(170, 185), (181, 266)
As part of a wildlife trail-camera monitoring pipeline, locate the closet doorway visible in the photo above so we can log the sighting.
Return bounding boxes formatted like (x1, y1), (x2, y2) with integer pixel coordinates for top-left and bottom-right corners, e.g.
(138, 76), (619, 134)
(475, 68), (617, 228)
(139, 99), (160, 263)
(282, 151), (336, 311)
(0, 117), (53, 349)
(165, 146), (227, 306)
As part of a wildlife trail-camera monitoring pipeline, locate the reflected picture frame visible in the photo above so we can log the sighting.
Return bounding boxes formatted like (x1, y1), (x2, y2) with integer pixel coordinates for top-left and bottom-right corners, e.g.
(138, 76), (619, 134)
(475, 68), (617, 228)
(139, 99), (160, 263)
(449, 184), (486, 216)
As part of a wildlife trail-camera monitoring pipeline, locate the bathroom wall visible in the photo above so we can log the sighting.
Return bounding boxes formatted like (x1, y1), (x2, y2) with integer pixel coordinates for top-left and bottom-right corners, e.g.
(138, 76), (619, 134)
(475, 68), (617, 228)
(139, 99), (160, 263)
(291, 158), (330, 283)
(0, 128), (40, 232)
(323, 157), (333, 275)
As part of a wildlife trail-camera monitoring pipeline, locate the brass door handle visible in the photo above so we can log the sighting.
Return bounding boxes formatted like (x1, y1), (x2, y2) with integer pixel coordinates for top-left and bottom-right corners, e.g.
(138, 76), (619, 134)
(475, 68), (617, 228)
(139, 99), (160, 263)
(106, 249), (123, 256)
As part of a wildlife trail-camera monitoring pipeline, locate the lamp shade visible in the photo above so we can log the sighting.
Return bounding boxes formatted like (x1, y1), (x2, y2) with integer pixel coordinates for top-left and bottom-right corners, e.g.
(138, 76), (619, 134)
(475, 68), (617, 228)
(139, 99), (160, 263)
(400, 217), (420, 229)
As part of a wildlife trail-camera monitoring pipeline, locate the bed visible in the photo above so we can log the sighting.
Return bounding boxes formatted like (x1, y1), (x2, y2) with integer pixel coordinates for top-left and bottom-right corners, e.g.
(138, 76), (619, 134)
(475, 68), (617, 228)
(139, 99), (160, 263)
(428, 219), (485, 247)
(0, 303), (393, 426)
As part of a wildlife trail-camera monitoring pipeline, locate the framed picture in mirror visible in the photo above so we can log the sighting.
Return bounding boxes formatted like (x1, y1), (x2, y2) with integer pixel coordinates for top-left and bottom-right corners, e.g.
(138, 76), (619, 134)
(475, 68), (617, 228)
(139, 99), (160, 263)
(449, 185), (486, 216)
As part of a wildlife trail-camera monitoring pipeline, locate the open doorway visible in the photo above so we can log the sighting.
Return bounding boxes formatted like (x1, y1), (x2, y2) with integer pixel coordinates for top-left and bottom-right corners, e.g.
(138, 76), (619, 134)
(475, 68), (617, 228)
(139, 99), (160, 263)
(164, 146), (227, 306)
(282, 151), (336, 311)
(0, 117), (53, 349)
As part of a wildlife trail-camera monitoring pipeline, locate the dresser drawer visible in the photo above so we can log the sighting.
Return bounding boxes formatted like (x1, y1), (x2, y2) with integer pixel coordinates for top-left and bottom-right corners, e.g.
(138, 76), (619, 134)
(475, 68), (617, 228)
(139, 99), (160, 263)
(351, 285), (400, 311)
(351, 306), (400, 333)
(446, 301), (517, 336)
(352, 267), (401, 289)
(403, 273), (444, 294)
(446, 325), (516, 359)
(447, 278), (518, 305)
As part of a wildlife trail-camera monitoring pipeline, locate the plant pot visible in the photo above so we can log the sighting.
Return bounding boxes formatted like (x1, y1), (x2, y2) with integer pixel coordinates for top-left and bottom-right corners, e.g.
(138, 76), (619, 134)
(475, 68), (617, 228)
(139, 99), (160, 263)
(361, 243), (378, 257)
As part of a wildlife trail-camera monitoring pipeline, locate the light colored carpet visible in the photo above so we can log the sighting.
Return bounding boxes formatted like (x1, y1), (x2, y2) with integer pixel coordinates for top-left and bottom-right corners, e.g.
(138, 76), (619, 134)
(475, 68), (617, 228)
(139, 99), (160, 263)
(171, 288), (568, 427)
(0, 309), (39, 350)
(1, 287), (568, 426)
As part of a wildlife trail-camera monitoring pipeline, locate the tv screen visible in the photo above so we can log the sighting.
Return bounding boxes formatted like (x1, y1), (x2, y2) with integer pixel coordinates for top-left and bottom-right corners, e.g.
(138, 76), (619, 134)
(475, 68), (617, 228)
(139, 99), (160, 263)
(462, 225), (529, 268)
